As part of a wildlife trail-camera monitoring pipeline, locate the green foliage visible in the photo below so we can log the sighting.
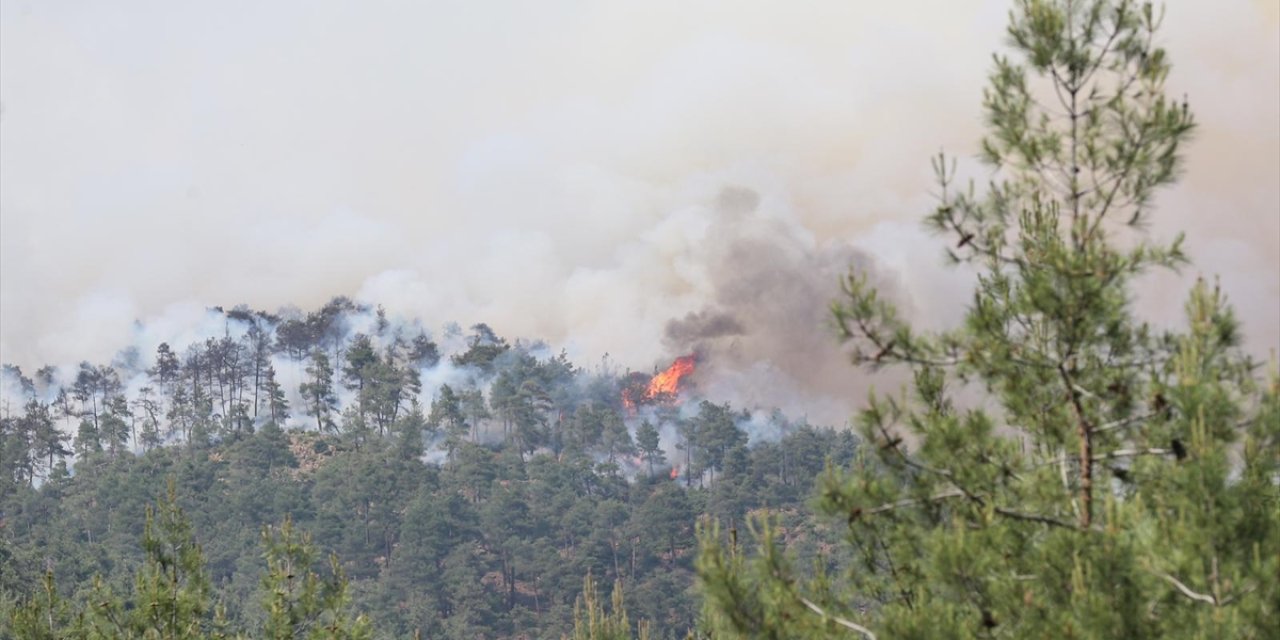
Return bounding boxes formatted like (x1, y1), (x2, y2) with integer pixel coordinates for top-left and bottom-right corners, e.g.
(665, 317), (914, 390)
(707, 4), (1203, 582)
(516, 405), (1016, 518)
(636, 421), (665, 478)
(428, 384), (468, 447)
(5, 484), (372, 640)
(700, 1), (1278, 637)
(600, 411), (636, 464)
(260, 517), (371, 640)
(698, 518), (861, 639)
(123, 483), (216, 637)
(6, 571), (81, 640)
(22, 481), (229, 640)
(449, 323), (510, 376)
(263, 365), (291, 426)
(300, 350), (338, 433)
(340, 334), (415, 437)
(1, 417), (852, 638)
(689, 403), (747, 483)
(567, 572), (651, 640)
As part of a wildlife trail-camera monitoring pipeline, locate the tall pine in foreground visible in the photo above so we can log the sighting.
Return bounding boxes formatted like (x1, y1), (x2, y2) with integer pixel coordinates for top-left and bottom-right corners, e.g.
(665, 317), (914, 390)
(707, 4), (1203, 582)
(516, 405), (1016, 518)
(698, 0), (1279, 637)
(260, 517), (372, 640)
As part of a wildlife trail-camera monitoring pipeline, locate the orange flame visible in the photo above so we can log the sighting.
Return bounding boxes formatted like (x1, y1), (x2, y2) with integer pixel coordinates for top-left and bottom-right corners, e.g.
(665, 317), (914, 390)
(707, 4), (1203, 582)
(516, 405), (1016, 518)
(670, 466), (680, 480)
(645, 355), (696, 400)
(621, 355), (695, 414)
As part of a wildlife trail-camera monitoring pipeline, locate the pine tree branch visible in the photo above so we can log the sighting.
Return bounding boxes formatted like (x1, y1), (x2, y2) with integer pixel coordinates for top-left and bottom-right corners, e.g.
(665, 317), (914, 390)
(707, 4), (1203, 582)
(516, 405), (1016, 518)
(933, 204), (1025, 268)
(1059, 365), (1095, 529)
(1035, 446), (1171, 469)
(841, 311), (961, 369)
(866, 412), (1088, 531)
(1153, 571), (1217, 606)
(798, 596), (877, 639)
(861, 486), (1083, 532)
(1094, 412), (1156, 433)
(864, 489), (966, 516)
(1092, 447), (1169, 462)
(991, 506), (1081, 531)
(1219, 583), (1258, 606)
(1150, 569), (1257, 608)
(1087, 13), (1163, 241)
(1076, 9), (1125, 90)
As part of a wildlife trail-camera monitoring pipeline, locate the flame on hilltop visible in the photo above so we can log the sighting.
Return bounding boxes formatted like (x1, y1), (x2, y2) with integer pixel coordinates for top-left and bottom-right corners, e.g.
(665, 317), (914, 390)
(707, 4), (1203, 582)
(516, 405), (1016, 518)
(622, 354), (697, 412)
(646, 355), (696, 399)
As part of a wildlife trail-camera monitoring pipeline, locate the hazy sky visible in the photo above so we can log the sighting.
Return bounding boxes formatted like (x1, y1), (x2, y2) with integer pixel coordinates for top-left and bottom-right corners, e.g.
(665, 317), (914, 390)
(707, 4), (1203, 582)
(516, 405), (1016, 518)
(2, 0), (1277, 374)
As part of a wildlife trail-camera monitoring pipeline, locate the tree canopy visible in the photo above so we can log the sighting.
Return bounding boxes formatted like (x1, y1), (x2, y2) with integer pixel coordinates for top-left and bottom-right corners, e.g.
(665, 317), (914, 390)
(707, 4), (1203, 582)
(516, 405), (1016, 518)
(698, 1), (1279, 637)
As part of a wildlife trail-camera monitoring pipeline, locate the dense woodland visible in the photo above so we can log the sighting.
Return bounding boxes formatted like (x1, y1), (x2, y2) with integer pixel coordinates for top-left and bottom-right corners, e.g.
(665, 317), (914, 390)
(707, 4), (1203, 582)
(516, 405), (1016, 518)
(0, 304), (856, 638)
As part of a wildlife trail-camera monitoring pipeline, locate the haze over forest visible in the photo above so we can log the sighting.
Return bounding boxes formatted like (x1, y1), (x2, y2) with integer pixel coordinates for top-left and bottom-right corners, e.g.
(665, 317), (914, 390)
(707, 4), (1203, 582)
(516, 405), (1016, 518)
(2, 1), (1276, 426)
(3, 1), (1279, 638)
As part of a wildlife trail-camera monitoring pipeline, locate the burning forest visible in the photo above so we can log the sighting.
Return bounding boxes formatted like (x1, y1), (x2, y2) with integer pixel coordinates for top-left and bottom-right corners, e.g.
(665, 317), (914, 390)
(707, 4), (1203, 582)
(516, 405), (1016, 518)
(621, 354), (697, 412)
(0, 300), (811, 483)
(2, 0), (1276, 638)
(0, 296), (859, 638)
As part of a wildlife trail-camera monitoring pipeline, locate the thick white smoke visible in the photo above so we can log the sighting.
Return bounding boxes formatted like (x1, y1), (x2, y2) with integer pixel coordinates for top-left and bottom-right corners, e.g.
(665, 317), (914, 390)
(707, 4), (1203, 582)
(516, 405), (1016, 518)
(1, 1), (1276, 425)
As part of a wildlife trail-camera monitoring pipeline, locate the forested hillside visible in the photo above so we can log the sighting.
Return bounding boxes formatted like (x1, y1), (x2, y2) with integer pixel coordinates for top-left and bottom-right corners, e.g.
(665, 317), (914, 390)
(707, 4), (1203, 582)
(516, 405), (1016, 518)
(3, 1), (1276, 638)
(0, 304), (856, 638)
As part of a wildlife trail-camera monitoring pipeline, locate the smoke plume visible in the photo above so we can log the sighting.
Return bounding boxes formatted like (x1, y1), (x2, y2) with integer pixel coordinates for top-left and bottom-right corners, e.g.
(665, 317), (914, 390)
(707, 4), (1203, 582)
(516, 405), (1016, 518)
(653, 186), (900, 424)
(1, 0), (1276, 427)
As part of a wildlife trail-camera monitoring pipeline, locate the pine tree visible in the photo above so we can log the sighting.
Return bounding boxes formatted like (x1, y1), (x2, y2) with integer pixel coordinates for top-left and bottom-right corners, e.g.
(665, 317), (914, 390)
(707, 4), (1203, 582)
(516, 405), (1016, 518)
(408, 332), (441, 369)
(697, 1), (1279, 637)
(600, 410), (635, 464)
(152, 342), (182, 398)
(6, 570), (83, 640)
(691, 402), (746, 484)
(459, 387), (490, 443)
(73, 418), (101, 457)
(428, 384), (468, 452)
(5, 485), (373, 639)
(247, 321), (274, 420)
(264, 364), (291, 425)
(342, 334), (379, 422)
(300, 350), (338, 433)
(28, 400), (70, 479)
(134, 386), (165, 451)
(82, 482), (224, 639)
(566, 572), (651, 640)
(636, 421), (665, 478)
(100, 395), (132, 456)
(260, 516), (372, 640)
(394, 404), (428, 460)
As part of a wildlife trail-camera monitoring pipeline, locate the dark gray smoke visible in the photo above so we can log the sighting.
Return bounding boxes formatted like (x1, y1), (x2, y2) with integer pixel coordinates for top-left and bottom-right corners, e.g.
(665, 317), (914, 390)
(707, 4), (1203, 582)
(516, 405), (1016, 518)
(663, 310), (745, 349)
(659, 187), (904, 426)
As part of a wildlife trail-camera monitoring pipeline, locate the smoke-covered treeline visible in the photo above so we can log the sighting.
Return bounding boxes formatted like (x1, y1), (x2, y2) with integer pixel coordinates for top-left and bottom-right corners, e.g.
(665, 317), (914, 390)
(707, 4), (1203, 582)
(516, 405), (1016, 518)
(0, 296), (830, 482)
(0, 300), (861, 638)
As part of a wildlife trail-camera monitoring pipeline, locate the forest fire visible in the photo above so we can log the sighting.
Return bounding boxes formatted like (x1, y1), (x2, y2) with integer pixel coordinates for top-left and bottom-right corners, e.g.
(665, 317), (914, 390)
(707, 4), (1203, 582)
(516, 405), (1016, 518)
(646, 355), (696, 398)
(622, 354), (697, 411)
